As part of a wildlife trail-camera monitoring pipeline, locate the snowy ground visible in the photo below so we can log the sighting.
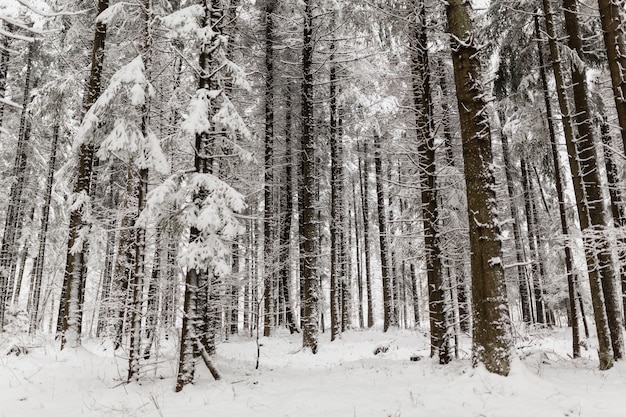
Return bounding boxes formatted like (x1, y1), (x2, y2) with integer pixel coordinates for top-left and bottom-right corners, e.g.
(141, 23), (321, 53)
(1, 328), (624, 417)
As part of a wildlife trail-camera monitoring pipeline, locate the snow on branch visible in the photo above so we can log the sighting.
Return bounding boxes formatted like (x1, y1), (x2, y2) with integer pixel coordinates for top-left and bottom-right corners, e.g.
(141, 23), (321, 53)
(0, 27), (34, 42)
(75, 55), (153, 148)
(0, 97), (23, 110)
(12, 0), (90, 17)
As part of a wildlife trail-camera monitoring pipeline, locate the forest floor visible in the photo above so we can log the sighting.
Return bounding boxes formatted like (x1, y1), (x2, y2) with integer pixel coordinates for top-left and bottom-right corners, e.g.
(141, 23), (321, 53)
(0, 327), (624, 417)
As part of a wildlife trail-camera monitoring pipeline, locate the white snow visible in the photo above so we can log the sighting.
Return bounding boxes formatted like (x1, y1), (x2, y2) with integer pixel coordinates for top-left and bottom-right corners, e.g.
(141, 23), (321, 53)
(2, 328), (625, 416)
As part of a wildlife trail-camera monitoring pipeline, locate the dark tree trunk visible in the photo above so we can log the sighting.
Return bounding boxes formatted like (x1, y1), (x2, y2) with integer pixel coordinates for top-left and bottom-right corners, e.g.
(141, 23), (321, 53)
(263, 0), (275, 338)
(300, 0), (319, 353)
(562, 0), (625, 362)
(445, 0), (512, 375)
(330, 38), (343, 341)
(520, 157), (546, 325)
(596, 0), (626, 151)
(359, 144), (374, 328)
(279, 82), (298, 334)
(534, 12), (580, 357)
(499, 112), (532, 325)
(57, 0), (109, 348)
(541, 0), (616, 369)
(374, 133), (397, 332)
(600, 120), (626, 328)
(28, 123), (61, 334)
(411, 0), (448, 363)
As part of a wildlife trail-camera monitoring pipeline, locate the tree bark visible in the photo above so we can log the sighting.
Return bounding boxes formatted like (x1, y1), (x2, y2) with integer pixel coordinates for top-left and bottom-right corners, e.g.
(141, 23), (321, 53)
(57, 0), (109, 348)
(300, 0), (319, 353)
(374, 133), (397, 332)
(534, 11), (580, 357)
(540, 0), (615, 369)
(596, 0), (626, 151)
(359, 143), (374, 328)
(562, 0), (625, 362)
(445, 0), (512, 375)
(499, 112), (532, 325)
(411, 0), (448, 363)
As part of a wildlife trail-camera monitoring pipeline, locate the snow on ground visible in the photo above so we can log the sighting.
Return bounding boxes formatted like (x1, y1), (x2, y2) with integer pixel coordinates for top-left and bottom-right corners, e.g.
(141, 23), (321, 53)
(1, 328), (624, 417)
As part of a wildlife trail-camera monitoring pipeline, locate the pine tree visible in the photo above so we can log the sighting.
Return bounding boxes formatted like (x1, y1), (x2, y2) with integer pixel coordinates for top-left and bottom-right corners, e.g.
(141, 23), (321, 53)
(445, 0), (512, 375)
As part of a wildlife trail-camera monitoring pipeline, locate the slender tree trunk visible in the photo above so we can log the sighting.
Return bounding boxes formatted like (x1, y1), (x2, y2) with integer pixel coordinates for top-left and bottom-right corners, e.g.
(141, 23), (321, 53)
(562, 0), (625, 362)
(58, 0), (109, 348)
(535, 12), (580, 357)
(541, 0), (615, 369)
(278, 82), (298, 334)
(359, 144), (374, 328)
(263, 0), (275, 338)
(499, 112), (532, 325)
(28, 122), (60, 334)
(596, 0), (626, 150)
(445, 0), (512, 375)
(374, 133), (396, 332)
(330, 37), (343, 341)
(520, 157), (546, 325)
(411, 0), (448, 362)
(300, 0), (319, 353)
(353, 178), (364, 329)
(600, 120), (626, 328)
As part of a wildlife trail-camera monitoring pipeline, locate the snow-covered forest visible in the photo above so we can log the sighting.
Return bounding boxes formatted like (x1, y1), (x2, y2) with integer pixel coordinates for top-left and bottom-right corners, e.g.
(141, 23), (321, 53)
(2, 0), (626, 415)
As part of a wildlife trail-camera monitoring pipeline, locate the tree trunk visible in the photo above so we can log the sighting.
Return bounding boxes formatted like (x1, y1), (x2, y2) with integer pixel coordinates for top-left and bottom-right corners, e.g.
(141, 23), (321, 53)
(353, 178), (364, 328)
(600, 120), (626, 328)
(520, 157), (546, 325)
(445, 0), (512, 375)
(359, 143), (374, 328)
(279, 82), (298, 334)
(300, 0), (319, 353)
(562, 0), (625, 363)
(263, 0), (275, 338)
(374, 133), (396, 332)
(330, 37), (343, 341)
(534, 11), (580, 357)
(596, 0), (626, 151)
(499, 112), (532, 325)
(541, 0), (615, 369)
(411, 0), (448, 363)
(28, 121), (60, 334)
(58, 0), (109, 348)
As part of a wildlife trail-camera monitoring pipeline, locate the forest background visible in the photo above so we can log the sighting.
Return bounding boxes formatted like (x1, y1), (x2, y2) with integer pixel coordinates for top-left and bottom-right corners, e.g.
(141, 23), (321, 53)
(1, 0), (626, 405)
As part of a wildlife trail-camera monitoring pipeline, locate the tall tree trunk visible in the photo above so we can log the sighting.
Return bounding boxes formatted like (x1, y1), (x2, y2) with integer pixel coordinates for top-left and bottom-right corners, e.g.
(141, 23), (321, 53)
(596, 0), (626, 150)
(562, 0), (625, 362)
(411, 0), (448, 362)
(353, 178), (364, 329)
(263, 0), (275, 338)
(279, 82), (298, 334)
(300, 0), (319, 353)
(359, 144), (374, 328)
(445, 0), (512, 375)
(374, 133), (396, 332)
(534, 12), (580, 357)
(520, 157), (546, 325)
(600, 120), (626, 328)
(58, 0), (109, 348)
(540, 0), (615, 369)
(330, 37), (343, 341)
(28, 123), (61, 334)
(499, 113), (532, 325)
